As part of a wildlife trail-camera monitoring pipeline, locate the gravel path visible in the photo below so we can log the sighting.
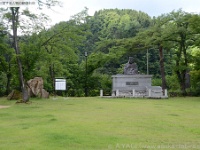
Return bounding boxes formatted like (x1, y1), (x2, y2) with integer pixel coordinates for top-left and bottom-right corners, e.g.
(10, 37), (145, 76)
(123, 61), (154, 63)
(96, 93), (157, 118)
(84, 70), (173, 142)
(0, 105), (10, 109)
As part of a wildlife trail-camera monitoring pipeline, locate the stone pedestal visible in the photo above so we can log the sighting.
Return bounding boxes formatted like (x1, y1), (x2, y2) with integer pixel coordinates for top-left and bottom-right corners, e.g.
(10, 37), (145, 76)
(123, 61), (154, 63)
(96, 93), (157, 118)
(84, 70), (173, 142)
(112, 74), (152, 90)
(111, 74), (167, 98)
(112, 74), (151, 97)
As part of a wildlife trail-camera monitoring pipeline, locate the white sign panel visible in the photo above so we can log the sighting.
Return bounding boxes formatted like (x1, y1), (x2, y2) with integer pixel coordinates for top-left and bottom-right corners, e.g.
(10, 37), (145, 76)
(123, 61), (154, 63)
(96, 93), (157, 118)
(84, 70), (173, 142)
(55, 79), (66, 91)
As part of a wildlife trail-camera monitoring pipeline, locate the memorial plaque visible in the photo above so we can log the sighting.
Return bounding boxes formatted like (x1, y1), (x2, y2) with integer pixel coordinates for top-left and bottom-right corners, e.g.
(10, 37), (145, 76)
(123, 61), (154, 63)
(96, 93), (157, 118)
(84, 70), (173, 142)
(126, 82), (139, 85)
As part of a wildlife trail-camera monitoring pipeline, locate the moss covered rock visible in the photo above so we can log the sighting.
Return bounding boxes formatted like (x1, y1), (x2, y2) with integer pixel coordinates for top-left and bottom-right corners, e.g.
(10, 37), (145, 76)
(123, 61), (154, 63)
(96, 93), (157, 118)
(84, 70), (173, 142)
(7, 90), (22, 100)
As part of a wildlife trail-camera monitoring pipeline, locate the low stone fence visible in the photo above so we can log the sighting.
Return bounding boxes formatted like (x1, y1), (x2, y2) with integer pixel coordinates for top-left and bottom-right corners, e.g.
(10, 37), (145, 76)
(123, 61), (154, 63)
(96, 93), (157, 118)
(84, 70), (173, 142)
(100, 86), (168, 99)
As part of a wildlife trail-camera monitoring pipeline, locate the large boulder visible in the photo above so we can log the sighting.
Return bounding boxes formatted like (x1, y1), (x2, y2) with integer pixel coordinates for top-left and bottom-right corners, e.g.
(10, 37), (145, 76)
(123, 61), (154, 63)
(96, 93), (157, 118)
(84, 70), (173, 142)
(40, 89), (49, 98)
(27, 77), (49, 98)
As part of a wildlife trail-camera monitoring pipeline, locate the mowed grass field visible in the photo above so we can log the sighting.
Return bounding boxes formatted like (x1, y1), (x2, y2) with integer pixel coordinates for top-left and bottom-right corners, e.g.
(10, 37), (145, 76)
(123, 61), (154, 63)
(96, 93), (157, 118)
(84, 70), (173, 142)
(0, 97), (200, 150)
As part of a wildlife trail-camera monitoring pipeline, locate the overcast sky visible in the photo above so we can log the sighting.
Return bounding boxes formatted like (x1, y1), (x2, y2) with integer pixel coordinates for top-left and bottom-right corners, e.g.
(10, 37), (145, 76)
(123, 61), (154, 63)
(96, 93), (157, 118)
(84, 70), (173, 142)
(37, 0), (200, 25)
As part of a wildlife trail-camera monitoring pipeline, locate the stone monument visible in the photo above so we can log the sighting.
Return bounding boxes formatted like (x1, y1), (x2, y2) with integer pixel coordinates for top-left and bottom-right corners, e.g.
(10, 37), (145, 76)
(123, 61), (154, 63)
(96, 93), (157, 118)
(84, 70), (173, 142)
(111, 57), (167, 98)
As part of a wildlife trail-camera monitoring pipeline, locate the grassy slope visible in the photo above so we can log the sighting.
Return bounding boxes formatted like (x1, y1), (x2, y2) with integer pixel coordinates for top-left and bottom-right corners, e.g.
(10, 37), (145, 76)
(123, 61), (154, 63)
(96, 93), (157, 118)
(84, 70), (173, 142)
(0, 97), (200, 150)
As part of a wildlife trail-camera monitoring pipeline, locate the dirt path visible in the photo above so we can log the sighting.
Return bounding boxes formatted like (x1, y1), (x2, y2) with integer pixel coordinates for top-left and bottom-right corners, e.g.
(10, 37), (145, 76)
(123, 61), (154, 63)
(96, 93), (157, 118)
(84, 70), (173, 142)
(0, 105), (10, 109)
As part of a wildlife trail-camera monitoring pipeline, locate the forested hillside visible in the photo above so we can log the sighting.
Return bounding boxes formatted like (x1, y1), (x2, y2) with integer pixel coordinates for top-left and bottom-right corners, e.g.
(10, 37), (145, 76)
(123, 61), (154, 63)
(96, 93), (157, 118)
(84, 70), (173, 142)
(0, 8), (200, 97)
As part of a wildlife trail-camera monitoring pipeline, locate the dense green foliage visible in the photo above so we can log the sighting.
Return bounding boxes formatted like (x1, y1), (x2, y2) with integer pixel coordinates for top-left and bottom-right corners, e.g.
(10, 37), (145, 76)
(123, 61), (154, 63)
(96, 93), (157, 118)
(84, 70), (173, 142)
(0, 8), (200, 96)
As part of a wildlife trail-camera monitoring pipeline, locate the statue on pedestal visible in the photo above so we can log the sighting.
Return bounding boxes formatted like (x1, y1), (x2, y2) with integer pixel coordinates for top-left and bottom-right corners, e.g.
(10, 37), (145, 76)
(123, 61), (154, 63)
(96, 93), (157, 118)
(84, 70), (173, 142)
(123, 57), (138, 75)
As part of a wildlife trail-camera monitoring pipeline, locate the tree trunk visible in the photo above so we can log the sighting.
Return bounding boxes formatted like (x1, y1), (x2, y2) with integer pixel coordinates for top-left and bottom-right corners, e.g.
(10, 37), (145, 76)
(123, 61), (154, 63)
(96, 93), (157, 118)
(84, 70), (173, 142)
(49, 64), (55, 93)
(181, 71), (187, 96)
(6, 72), (11, 95)
(182, 41), (189, 95)
(158, 45), (167, 91)
(11, 7), (29, 102)
(178, 37), (187, 96)
(175, 45), (187, 96)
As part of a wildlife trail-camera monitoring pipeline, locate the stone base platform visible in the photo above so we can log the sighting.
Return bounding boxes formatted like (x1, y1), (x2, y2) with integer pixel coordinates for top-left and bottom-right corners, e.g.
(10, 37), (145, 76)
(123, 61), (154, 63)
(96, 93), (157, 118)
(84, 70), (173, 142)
(111, 74), (168, 98)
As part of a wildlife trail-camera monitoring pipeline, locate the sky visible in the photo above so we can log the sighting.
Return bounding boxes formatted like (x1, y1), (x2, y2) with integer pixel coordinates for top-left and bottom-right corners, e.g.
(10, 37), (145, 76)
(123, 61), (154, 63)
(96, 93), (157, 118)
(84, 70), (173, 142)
(35, 0), (200, 25)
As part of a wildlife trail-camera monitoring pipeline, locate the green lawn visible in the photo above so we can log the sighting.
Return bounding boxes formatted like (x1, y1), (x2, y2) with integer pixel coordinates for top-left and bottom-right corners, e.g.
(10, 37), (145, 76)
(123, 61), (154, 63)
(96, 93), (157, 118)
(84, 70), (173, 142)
(0, 97), (200, 150)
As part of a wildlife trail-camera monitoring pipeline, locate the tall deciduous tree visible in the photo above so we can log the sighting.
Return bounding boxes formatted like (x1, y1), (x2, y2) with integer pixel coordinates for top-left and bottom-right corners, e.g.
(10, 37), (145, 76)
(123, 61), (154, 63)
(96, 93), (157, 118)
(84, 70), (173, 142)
(10, 7), (29, 102)
(128, 15), (168, 91)
(161, 10), (199, 95)
(148, 10), (200, 95)
(8, 0), (60, 102)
